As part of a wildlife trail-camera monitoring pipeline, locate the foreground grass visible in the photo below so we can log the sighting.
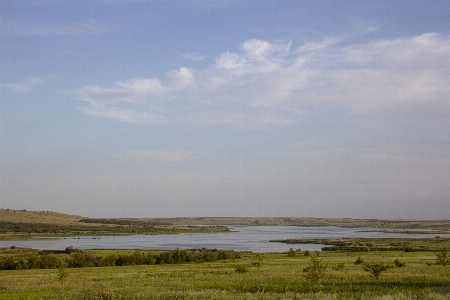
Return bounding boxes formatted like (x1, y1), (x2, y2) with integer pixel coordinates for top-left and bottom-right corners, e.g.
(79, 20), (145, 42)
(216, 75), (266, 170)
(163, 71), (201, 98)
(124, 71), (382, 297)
(0, 250), (449, 299)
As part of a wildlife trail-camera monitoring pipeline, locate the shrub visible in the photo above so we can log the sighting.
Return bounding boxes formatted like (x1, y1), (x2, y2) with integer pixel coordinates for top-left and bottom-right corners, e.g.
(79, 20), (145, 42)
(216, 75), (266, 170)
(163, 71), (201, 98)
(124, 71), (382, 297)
(287, 248), (296, 257)
(354, 257), (364, 265)
(40, 254), (60, 269)
(394, 258), (406, 267)
(57, 261), (69, 281)
(235, 265), (249, 273)
(436, 248), (448, 267)
(303, 255), (327, 284)
(304, 250), (311, 257)
(362, 261), (393, 279)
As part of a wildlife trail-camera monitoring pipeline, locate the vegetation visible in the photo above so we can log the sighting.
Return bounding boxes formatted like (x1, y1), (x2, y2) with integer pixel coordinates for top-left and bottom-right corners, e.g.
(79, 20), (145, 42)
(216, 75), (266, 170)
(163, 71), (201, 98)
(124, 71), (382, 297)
(1, 209), (449, 298)
(3, 209), (449, 232)
(271, 237), (450, 252)
(302, 255), (328, 284)
(393, 258), (406, 267)
(57, 260), (69, 281)
(1, 248), (449, 299)
(361, 261), (393, 279)
(436, 248), (449, 266)
(0, 247), (241, 270)
(251, 254), (263, 270)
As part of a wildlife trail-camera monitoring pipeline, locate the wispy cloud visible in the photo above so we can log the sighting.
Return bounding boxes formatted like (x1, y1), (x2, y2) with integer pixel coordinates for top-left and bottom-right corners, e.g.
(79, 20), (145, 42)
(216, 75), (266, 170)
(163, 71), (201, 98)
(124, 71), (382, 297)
(77, 33), (450, 127)
(64, 19), (105, 34)
(1, 18), (105, 36)
(182, 53), (207, 61)
(0, 77), (49, 93)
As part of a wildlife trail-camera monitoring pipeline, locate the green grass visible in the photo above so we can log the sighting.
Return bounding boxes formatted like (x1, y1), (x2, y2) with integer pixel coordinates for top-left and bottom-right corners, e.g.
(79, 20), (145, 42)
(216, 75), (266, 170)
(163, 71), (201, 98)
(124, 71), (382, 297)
(0, 250), (449, 299)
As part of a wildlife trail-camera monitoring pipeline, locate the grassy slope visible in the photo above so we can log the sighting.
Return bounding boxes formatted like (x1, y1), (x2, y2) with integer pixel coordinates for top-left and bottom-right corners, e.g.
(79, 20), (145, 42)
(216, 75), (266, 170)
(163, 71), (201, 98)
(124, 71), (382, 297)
(0, 209), (85, 226)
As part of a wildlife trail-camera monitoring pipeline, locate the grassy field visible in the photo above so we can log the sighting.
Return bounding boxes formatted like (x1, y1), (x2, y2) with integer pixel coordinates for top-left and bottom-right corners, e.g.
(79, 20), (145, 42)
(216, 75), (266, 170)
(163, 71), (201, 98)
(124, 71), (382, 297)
(0, 248), (449, 299)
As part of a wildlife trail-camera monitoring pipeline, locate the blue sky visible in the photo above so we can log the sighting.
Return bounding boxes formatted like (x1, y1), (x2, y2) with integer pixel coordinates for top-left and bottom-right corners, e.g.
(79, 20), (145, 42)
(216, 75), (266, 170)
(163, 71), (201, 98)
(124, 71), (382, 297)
(1, 1), (449, 219)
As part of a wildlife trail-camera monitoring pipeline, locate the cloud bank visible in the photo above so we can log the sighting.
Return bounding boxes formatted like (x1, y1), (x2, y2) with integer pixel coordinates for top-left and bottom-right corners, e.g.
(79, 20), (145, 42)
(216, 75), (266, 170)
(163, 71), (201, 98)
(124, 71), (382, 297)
(77, 33), (450, 128)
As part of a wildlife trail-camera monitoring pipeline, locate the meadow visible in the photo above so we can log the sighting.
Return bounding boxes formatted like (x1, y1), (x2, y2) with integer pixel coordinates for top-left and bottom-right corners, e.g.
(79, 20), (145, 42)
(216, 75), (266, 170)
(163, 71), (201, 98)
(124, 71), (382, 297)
(0, 247), (449, 299)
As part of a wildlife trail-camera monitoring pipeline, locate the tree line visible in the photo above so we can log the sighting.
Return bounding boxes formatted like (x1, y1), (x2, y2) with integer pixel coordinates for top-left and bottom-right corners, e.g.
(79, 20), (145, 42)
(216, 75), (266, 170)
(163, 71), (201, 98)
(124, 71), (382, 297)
(0, 248), (241, 270)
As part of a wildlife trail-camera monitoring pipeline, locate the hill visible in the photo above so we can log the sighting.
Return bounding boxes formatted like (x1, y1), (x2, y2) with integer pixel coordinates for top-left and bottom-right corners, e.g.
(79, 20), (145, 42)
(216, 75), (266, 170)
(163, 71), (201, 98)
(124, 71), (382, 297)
(0, 208), (85, 225)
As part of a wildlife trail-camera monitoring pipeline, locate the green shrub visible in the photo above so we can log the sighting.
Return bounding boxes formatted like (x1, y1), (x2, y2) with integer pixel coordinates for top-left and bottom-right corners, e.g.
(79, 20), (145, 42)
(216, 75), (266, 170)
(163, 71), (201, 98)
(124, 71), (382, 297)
(57, 260), (69, 281)
(235, 265), (249, 273)
(362, 261), (393, 279)
(354, 256), (364, 265)
(287, 248), (296, 257)
(394, 258), (406, 267)
(436, 248), (448, 266)
(303, 255), (327, 284)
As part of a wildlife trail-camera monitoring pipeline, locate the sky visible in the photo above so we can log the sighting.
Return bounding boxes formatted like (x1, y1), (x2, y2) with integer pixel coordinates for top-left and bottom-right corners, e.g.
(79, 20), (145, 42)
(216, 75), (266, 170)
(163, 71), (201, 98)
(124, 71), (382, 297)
(1, 1), (449, 219)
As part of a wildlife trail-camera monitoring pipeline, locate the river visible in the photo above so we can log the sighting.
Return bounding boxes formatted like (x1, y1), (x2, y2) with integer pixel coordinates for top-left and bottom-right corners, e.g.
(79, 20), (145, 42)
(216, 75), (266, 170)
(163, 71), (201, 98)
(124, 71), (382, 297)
(0, 226), (447, 253)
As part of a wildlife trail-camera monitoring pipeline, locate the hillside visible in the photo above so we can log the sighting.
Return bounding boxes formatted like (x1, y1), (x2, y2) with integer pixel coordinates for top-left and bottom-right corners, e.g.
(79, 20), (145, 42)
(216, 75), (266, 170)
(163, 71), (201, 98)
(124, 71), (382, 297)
(1, 209), (449, 231)
(0, 208), (85, 225)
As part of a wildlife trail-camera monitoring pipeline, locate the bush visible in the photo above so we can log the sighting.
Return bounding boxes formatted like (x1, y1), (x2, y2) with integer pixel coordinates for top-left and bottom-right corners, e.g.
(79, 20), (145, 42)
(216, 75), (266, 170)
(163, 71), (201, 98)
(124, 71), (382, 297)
(436, 248), (448, 266)
(57, 261), (69, 281)
(40, 254), (60, 269)
(394, 258), (406, 267)
(287, 248), (296, 257)
(303, 255), (327, 284)
(354, 257), (364, 265)
(362, 261), (393, 279)
(235, 265), (249, 273)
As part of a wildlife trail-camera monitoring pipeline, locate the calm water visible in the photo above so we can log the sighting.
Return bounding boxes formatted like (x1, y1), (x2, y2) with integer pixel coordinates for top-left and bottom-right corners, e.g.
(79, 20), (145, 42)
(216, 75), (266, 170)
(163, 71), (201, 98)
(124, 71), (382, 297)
(1, 226), (447, 253)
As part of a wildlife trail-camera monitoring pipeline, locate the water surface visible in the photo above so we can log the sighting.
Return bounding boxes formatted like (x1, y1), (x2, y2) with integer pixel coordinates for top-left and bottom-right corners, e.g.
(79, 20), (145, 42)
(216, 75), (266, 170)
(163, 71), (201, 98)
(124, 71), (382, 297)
(1, 226), (447, 253)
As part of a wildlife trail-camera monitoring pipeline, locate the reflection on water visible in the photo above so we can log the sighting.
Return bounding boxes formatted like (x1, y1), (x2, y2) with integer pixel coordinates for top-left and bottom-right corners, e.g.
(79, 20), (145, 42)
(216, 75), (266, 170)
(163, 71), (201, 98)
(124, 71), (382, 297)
(0, 226), (447, 253)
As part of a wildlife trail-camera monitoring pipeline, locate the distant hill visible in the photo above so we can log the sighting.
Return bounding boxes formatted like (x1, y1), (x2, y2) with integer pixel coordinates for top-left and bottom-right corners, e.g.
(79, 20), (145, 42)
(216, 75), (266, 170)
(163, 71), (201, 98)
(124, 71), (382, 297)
(1, 208), (448, 230)
(141, 216), (450, 230)
(0, 208), (85, 225)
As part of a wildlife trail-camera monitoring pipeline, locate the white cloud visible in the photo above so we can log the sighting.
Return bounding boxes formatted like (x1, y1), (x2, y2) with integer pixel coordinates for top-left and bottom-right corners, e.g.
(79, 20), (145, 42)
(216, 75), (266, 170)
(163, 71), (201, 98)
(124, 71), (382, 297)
(0, 77), (48, 93)
(77, 33), (450, 127)
(1, 18), (104, 36)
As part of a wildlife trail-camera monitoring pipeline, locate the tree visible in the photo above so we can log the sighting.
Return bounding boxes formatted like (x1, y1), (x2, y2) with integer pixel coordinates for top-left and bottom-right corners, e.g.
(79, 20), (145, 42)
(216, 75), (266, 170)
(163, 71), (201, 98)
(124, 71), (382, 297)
(303, 255), (327, 284)
(436, 248), (449, 266)
(362, 261), (392, 279)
